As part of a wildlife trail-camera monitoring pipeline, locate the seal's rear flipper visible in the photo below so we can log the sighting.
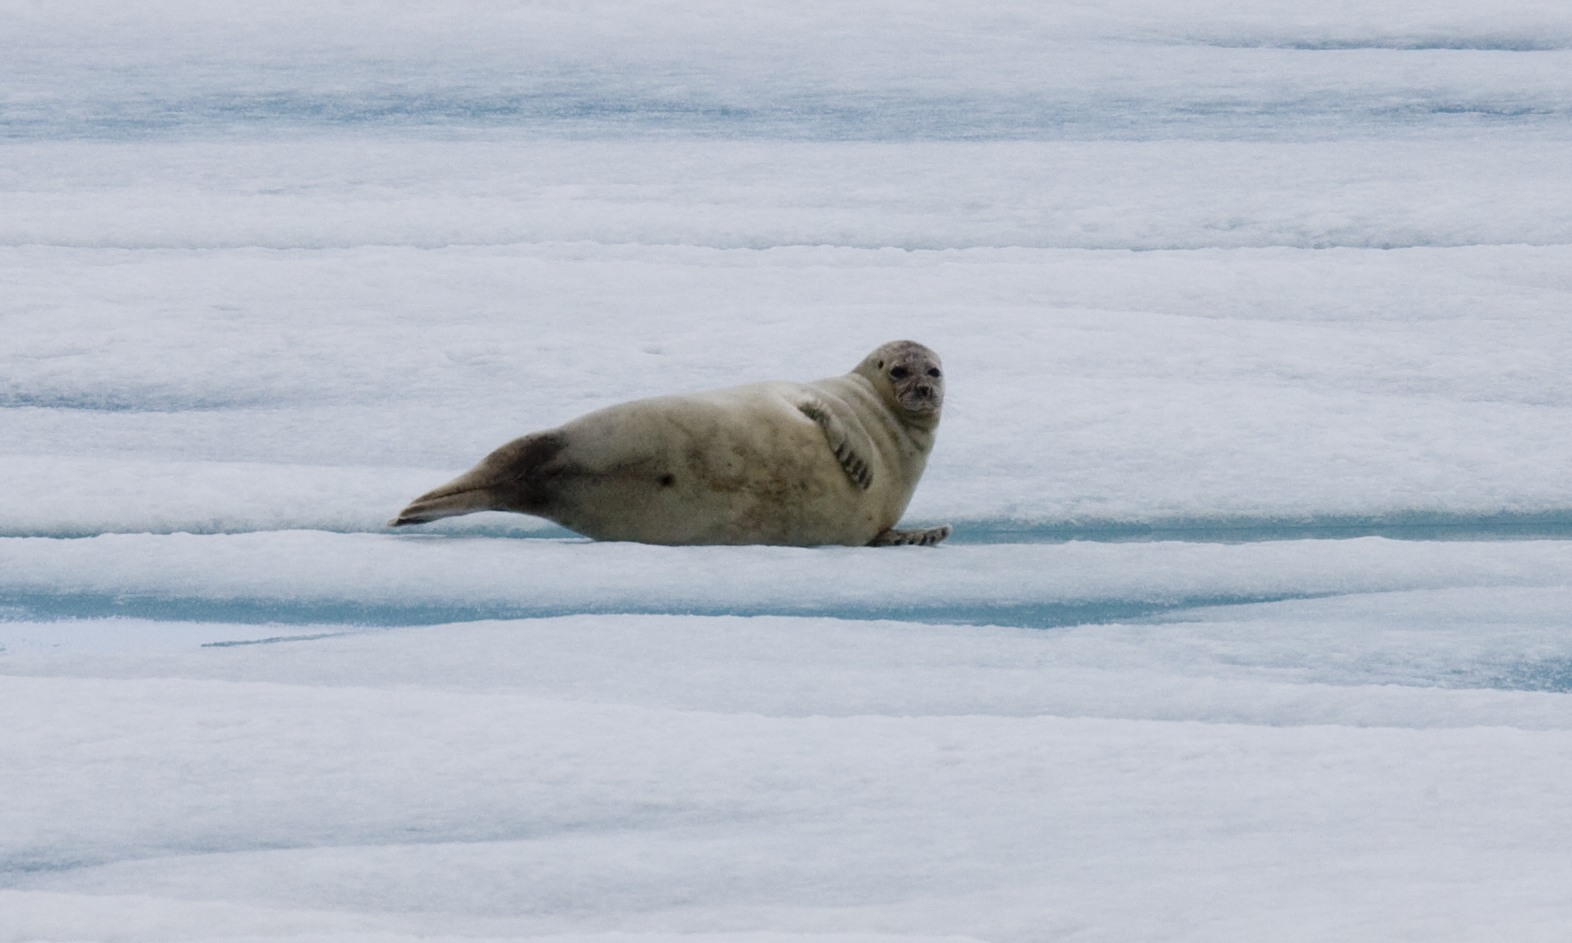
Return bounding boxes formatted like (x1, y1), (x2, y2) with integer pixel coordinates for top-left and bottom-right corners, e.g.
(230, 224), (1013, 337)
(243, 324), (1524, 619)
(869, 524), (952, 547)
(389, 432), (566, 526)
(388, 479), (500, 526)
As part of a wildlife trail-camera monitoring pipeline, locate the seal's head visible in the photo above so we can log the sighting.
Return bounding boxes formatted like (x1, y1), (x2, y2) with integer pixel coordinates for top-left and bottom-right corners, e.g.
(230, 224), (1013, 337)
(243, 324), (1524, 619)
(855, 340), (944, 427)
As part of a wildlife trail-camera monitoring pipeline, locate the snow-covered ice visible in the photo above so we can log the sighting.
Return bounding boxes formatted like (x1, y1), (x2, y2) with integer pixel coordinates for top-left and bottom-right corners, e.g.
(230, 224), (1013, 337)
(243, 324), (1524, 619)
(5, 1), (1572, 941)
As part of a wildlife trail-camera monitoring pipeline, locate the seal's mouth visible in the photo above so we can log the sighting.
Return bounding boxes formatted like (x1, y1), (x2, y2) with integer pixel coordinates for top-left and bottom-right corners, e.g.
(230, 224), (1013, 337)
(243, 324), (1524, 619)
(895, 380), (943, 414)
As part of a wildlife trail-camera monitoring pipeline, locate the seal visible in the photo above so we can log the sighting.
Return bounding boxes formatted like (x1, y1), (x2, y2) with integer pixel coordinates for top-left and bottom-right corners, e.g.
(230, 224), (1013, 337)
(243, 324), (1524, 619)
(390, 340), (951, 547)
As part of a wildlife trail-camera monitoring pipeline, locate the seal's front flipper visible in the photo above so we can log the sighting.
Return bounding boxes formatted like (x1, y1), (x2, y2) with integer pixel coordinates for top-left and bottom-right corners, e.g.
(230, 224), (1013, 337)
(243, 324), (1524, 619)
(869, 524), (952, 547)
(797, 398), (874, 491)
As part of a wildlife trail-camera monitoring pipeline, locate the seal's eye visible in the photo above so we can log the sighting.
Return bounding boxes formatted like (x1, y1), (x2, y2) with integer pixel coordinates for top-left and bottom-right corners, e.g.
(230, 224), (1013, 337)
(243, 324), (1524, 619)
(928, 368), (942, 378)
(889, 367), (910, 379)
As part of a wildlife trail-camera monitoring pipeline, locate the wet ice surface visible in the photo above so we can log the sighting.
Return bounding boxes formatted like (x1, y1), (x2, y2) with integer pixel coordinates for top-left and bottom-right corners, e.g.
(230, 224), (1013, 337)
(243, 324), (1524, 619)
(6, 2), (1572, 941)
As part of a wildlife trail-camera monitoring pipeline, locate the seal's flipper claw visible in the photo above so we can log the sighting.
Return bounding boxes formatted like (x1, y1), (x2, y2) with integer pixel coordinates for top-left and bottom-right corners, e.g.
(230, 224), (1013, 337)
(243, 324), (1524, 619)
(869, 524), (952, 547)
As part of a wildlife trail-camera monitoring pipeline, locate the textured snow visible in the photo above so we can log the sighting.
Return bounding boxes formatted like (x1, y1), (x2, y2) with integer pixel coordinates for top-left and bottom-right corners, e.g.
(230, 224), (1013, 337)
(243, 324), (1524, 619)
(5, 1), (1572, 941)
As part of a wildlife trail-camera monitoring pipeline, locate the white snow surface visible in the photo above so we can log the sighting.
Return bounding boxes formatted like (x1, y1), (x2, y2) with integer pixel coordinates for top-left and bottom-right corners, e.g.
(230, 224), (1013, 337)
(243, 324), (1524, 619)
(6, 2), (1572, 941)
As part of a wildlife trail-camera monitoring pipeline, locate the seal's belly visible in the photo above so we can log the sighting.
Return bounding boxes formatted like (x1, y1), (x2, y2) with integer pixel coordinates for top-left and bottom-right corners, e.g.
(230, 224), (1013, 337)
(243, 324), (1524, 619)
(545, 392), (886, 546)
